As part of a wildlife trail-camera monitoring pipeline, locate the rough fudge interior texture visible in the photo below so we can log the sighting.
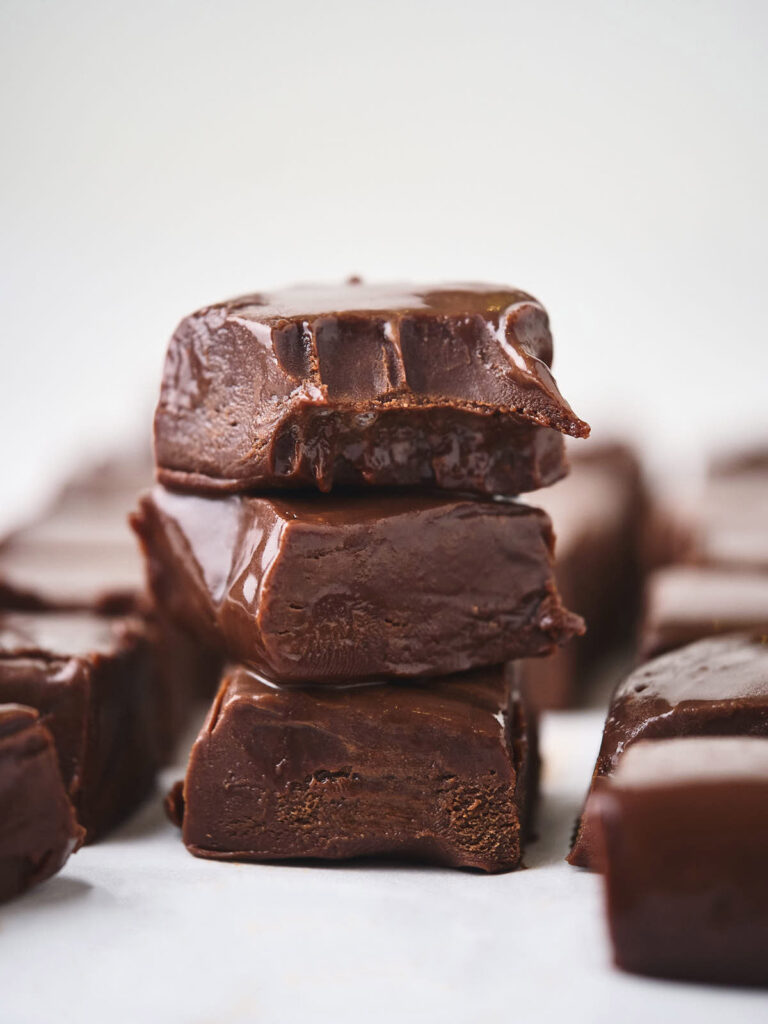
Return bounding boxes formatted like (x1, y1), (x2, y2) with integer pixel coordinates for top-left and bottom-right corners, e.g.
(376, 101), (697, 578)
(594, 737), (768, 986)
(641, 565), (768, 659)
(521, 442), (647, 709)
(0, 704), (84, 902)
(133, 487), (583, 684)
(568, 634), (768, 868)
(0, 612), (159, 840)
(173, 663), (537, 872)
(154, 282), (589, 496)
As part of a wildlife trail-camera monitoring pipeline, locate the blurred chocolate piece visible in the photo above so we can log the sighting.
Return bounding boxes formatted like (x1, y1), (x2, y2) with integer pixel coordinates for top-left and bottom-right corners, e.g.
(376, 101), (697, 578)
(175, 663), (537, 872)
(521, 443), (647, 709)
(154, 282), (589, 496)
(641, 566), (768, 659)
(0, 612), (159, 840)
(133, 486), (583, 684)
(568, 634), (768, 869)
(594, 737), (768, 986)
(0, 704), (84, 902)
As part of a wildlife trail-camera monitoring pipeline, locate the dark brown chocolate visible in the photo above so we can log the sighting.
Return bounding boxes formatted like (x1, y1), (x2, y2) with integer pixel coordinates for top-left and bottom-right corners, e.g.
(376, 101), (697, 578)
(521, 442), (647, 709)
(595, 737), (768, 986)
(0, 612), (159, 840)
(568, 634), (768, 869)
(154, 282), (589, 496)
(132, 486), (583, 684)
(0, 704), (84, 902)
(174, 663), (537, 872)
(641, 566), (768, 660)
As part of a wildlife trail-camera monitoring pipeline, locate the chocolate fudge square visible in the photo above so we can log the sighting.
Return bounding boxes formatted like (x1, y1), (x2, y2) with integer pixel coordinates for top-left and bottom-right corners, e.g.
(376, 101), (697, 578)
(568, 634), (768, 869)
(641, 565), (768, 659)
(133, 487), (582, 684)
(594, 737), (768, 986)
(154, 281), (588, 497)
(0, 704), (84, 902)
(173, 663), (537, 873)
(0, 612), (159, 840)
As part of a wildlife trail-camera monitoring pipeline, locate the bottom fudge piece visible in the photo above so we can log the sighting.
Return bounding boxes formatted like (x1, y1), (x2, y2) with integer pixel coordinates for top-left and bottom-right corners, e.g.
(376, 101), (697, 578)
(568, 633), (768, 869)
(594, 737), (768, 986)
(0, 612), (159, 840)
(173, 663), (538, 872)
(0, 705), (84, 902)
(640, 565), (768, 659)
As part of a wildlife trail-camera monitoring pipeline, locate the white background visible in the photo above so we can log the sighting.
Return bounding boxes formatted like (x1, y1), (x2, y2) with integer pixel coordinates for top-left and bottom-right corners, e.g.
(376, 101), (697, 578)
(1, 3), (768, 1022)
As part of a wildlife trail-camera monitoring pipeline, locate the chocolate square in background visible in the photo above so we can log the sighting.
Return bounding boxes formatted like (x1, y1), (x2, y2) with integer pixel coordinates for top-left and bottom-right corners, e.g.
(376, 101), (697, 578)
(0, 704), (84, 902)
(0, 612), (159, 841)
(594, 737), (768, 986)
(568, 633), (768, 869)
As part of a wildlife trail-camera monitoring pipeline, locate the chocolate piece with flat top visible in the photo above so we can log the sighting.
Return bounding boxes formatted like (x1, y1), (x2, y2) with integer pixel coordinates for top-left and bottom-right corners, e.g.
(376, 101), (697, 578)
(568, 634), (768, 869)
(641, 565), (768, 660)
(0, 612), (159, 840)
(174, 663), (537, 872)
(132, 486), (583, 684)
(595, 737), (768, 986)
(0, 704), (84, 902)
(154, 282), (589, 496)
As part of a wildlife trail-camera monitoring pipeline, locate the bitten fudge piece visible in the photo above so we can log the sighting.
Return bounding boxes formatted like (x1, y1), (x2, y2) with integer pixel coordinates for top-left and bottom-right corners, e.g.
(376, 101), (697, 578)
(133, 487), (583, 684)
(521, 442), (647, 709)
(173, 663), (538, 872)
(0, 612), (159, 840)
(594, 737), (768, 986)
(0, 705), (84, 902)
(568, 634), (768, 869)
(154, 281), (589, 496)
(641, 566), (768, 659)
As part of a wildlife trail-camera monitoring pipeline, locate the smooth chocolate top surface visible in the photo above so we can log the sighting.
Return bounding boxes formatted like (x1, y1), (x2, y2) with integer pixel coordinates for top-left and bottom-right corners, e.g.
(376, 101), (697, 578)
(0, 611), (142, 662)
(170, 282), (587, 434)
(612, 736), (768, 787)
(616, 633), (768, 706)
(134, 486), (582, 683)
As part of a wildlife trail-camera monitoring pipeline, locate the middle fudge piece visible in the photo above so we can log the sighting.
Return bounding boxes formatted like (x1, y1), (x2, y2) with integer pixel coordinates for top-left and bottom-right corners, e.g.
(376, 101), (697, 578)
(133, 487), (582, 684)
(172, 663), (537, 872)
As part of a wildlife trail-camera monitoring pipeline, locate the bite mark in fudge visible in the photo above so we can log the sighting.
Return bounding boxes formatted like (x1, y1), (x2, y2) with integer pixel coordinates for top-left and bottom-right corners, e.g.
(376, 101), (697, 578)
(568, 634), (768, 869)
(594, 737), (768, 986)
(0, 612), (159, 840)
(0, 704), (84, 902)
(641, 566), (768, 660)
(132, 487), (583, 684)
(174, 663), (538, 872)
(153, 281), (589, 496)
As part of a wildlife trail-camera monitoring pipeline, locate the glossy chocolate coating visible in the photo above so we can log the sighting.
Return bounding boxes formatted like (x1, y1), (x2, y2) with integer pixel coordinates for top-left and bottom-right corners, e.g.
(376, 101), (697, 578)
(595, 738), (768, 986)
(132, 486), (583, 684)
(175, 663), (538, 872)
(568, 634), (768, 868)
(641, 565), (768, 659)
(521, 442), (647, 709)
(0, 612), (159, 840)
(154, 282), (589, 496)
(0, 704), (84, 902)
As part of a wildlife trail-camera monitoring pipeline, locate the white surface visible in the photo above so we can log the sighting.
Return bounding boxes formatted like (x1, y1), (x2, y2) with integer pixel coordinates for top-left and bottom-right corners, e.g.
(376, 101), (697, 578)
(2, 1), (768, 530)
(1, 710), (766, 1024)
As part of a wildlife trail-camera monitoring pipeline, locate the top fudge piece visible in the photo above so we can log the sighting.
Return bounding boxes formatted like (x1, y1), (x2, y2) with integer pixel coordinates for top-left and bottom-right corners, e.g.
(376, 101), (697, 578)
(154, 282), (589, 496)
(568, 633), (768, 868)
(594, 737), (768, 986)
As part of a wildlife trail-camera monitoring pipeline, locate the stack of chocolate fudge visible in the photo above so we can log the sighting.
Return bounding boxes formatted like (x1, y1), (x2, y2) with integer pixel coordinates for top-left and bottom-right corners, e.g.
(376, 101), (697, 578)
(568, 448), (768, 985)
(0, 451), (218, 901)
(134, 281), (589, 873)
